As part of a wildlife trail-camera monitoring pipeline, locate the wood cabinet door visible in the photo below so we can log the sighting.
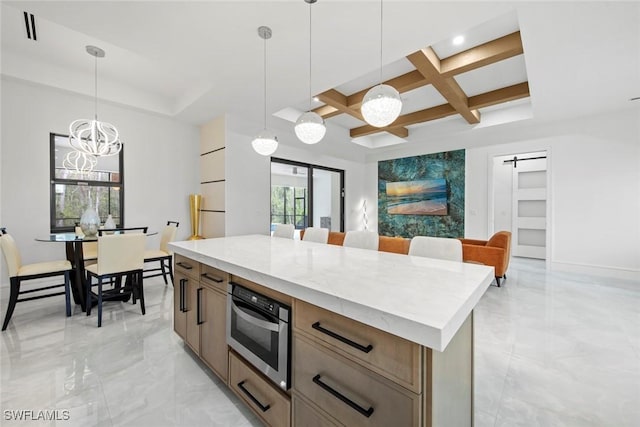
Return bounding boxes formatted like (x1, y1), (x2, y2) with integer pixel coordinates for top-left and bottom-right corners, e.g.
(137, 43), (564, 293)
(185, 279), (201, 353)
(173, 272), (188, 340)
(200, 285), (228, 381)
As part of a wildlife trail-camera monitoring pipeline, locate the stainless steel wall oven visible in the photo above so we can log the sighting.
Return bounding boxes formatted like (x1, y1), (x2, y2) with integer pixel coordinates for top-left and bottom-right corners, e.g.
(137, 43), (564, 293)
(226, 281), (290, 390)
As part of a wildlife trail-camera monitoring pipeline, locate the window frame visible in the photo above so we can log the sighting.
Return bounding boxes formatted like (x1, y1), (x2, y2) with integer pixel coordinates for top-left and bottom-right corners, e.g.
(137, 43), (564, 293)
(270, 157), (345, 232)
(49, 132), (125, 233)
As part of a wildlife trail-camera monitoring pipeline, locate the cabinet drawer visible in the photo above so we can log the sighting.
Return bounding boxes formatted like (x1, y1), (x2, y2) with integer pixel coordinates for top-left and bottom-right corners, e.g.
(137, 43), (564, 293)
(200, 264), (228, 293)
(292, 395), (340, 427)
(229, 352), (291, 427)
(293, 335), (420, 427)
(174, 254), (200, 280)
(294, 300), (421, 393)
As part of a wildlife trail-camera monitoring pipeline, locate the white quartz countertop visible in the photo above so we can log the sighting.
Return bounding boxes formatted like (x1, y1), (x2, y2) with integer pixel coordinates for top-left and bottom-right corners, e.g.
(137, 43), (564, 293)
(169, 235), (494, 352)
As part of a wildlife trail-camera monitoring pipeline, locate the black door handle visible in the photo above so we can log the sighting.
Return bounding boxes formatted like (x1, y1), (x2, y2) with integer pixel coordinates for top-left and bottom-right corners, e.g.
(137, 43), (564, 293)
(201, 272), (223, 283)
(312, 322), (373, 353)
(197, 288), (204, 325)
(312, 374), (374, 418)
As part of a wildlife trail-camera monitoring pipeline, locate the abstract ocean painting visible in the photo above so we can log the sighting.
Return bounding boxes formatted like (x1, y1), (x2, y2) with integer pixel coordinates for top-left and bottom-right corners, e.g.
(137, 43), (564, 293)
(386, 179), (448, 215)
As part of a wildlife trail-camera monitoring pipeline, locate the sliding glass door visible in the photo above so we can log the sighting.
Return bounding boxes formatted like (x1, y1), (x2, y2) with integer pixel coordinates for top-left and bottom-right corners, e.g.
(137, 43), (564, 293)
(271, 159), (344, 236)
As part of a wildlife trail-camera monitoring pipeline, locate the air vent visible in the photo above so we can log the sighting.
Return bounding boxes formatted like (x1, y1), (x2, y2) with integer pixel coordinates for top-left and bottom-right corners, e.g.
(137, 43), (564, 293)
(23, 11), (37, 41)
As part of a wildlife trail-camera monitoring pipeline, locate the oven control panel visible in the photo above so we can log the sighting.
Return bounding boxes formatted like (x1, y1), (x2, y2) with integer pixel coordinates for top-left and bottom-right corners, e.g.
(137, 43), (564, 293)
(232, 283), (281, 317)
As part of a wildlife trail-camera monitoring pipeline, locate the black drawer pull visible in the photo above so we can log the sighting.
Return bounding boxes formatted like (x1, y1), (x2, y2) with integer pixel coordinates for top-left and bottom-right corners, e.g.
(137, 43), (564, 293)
(312, 322), (373, 353)
(237, 381), (270, 412)
(176, 262), (192, 270)
(179, 279), (186, 312)
(312, 374), (374, 418)
(201, 272), (223, 283)
(197, 288), (203, 325)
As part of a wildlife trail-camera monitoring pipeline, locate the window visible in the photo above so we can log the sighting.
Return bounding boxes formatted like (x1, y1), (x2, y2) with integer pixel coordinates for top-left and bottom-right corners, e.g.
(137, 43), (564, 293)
(50, 133), (124, 232)
(270, 158), (344, 234)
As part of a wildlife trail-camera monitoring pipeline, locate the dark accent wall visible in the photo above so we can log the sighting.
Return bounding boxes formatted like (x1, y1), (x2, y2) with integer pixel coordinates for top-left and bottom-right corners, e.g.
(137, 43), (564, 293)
(378, 149), (465, 238)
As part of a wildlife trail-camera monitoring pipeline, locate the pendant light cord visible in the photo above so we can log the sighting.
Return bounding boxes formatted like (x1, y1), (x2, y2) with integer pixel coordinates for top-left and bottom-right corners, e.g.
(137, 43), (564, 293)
(379, 0), (383, 84)
(264, 35), (267, 130)
(94, 54), (98, 120)
(308, 1), (312, 111)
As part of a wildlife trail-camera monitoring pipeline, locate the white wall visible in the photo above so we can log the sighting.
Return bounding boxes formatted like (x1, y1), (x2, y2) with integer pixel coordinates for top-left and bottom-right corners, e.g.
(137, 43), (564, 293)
(0, 77), (200, 282)
(224, 114), (367, 236)
(364, 109), (640, 280)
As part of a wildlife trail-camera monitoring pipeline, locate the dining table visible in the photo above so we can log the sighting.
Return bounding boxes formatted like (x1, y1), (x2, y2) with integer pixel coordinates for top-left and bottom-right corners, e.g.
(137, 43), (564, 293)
(36, 230), (156, 312)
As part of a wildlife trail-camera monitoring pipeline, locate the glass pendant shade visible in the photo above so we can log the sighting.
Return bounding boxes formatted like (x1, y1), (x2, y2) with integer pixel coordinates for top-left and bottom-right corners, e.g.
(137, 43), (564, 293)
(361, 84), (402, 127)
(63, 150), (97, 174)
(251, 129), (279, 156)
(295, 111), (326, 144)
(69, 119), (122, 157)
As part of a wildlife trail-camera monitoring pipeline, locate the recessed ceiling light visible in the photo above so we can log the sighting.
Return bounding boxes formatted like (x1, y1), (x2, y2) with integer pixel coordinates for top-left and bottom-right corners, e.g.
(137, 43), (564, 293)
(453, 35), (464, 45)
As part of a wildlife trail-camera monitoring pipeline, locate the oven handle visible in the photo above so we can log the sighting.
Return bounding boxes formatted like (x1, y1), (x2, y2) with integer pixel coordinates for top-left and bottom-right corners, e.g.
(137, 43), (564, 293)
(237, 380), (271, 412)
(231, 300), (279, 332)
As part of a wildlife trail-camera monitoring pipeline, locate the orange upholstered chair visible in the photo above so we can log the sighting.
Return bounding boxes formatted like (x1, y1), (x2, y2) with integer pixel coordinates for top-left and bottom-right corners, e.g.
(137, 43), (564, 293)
(459, 231), (512, 286)
(378, 236), (410, 255)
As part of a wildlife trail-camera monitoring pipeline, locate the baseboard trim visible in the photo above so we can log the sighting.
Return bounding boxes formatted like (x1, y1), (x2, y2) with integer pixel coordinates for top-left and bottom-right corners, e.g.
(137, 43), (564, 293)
(551, 261), (640, 282)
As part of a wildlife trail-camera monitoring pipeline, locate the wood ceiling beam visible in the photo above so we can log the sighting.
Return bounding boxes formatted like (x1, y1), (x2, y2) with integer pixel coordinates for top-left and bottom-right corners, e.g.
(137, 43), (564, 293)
(346, 70), (429, 108)
(349, 81), (530, 139)
(407, 47), (481, 124)
(317, 88), (410, 138)
(468, 82), (530, 109)
(350, 104), (456, 138)
(440, 31), (524, 78)
(312, 104), (342, 119)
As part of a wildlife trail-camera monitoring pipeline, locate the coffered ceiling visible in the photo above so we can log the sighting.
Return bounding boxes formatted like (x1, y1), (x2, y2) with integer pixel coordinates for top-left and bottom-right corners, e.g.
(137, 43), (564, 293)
(1, 1), (638, 155)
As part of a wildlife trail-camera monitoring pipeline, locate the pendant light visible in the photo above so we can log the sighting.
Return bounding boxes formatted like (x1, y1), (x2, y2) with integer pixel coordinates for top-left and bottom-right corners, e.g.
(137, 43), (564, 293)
(295, 0), (326, 145)
(63, 150), (97, 174)
(69, 46), (122, 157)
(252, 26), (279, 156)
(361, 0), (402, 127)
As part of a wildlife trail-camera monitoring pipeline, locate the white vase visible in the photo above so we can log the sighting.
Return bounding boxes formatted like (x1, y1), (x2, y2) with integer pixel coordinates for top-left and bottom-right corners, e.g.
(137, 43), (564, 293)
(80, 206), (100, 237)
(104, 214), (116, 229)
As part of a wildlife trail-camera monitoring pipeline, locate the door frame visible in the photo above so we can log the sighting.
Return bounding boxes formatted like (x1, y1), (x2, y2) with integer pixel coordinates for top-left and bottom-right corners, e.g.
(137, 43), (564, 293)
(271, 157), (345, 232)
(487, 146), (553, 270)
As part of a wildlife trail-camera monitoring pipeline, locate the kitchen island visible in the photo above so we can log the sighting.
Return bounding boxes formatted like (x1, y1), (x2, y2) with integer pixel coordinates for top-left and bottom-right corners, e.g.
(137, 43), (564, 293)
(169, 235), (494, 427)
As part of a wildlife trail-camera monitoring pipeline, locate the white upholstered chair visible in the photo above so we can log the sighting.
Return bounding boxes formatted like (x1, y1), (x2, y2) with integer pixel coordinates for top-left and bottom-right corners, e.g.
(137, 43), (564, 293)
(408, 236), (463, 262)
(343, 230), (379, 250)
(85, 233), (146, 327)
(1, 229), (72, 331)
(75, 225), (98, 262)
(144, 221), (178, 285)
(273, 223), (295, 239)
(302, 227), (329, 244)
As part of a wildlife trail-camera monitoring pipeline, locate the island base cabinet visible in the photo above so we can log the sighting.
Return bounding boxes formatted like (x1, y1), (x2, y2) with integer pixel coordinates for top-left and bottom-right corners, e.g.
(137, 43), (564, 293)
(292, 395), (340, 427)
(229, 351), (291, 427)
(293, 335), (421, 427)
(199, 284), (228, 381)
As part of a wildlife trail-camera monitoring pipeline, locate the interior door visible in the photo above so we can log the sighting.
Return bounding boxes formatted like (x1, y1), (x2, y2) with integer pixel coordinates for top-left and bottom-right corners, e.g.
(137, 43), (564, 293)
(512, 156), (547, 259)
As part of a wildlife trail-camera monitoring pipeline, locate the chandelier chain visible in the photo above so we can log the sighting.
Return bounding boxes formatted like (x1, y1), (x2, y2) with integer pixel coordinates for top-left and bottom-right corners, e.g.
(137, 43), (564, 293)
(94, 53), (98, 120)
(379, 0), (383, 84)
(309, 1), (312, 111)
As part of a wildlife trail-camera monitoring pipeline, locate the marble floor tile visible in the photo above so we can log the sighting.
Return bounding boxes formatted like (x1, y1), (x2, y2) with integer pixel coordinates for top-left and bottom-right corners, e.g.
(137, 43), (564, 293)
(1, 258), (639, 426)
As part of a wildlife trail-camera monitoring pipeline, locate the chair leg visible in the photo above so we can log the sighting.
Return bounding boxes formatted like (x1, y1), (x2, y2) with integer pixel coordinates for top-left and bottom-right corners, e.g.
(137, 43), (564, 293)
(2, 277), (20, 331)
(160, 261), (168, 285)
(167, 260), (174, 287)
(138, 272), (145, 315)
(86, 275), (92, 316)
(64, 271), (71, 317)
(495, 276), (501, 287)
(97, 278), (103, 327)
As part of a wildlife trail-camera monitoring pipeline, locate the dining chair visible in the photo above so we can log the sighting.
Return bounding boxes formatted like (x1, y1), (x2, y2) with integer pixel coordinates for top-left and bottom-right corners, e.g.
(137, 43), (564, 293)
(409, 236), (463, 262)
(302, 227), (329, 244)
(273, 223), (295, 239)
(144, 221), (179, 285)
(1, 228), (72, 331)
(343, 230), (379, 250)
(74, 223), (97, 262)
(85, 232), (146, 327)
